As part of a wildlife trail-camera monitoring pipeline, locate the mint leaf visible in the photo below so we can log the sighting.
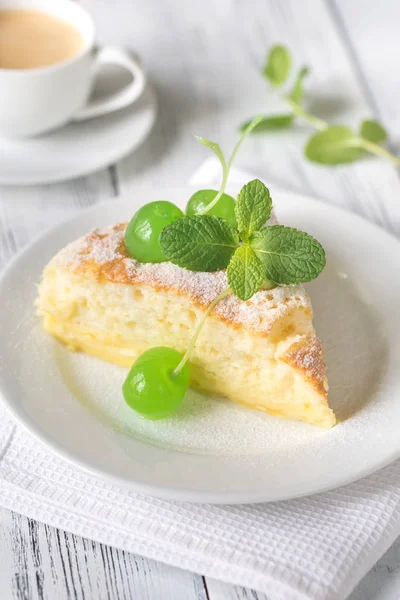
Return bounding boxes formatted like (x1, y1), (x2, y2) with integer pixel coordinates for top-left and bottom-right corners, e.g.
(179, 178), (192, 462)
(227, 245), (264, 301)
(235, 179), (272, 240)
(305, 125), (363, 165)
(360, 119), (387, 144)
(195, 137), (227, 171)
(250, 225), (326, 284)
(160, 215), (239, 272)
(263, 45), (291, 87)
(240, 114), (294, 132)
(290, 66), (309, 104)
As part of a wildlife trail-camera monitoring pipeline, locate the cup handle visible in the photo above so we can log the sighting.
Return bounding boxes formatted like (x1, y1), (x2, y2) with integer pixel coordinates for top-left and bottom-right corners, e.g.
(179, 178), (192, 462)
(72, 47), (146, 122)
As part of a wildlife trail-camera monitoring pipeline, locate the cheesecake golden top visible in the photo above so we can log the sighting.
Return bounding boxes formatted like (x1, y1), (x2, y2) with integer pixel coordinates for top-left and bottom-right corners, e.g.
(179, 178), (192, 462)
(50, 223), (313, 336)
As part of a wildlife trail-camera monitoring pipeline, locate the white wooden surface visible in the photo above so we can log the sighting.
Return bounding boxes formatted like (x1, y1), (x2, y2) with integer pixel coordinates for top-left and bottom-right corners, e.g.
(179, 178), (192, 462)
(0, 0), (399, 598)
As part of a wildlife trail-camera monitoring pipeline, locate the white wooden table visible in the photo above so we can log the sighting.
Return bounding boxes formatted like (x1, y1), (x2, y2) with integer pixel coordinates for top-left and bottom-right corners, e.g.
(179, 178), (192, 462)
(1, 0), (400, 598)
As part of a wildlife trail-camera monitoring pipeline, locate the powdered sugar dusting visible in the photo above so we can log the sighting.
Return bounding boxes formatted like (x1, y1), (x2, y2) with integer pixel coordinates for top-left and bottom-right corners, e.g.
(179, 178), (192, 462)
(56, 225), (126, 266)
(52, 224), (312, 334)
(55, 347), (323, 456)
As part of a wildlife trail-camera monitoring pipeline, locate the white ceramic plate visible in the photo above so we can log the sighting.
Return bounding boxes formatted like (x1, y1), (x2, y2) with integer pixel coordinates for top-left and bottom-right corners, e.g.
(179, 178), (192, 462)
(0, 186), (398, 504)
(0, 84), (156, 186)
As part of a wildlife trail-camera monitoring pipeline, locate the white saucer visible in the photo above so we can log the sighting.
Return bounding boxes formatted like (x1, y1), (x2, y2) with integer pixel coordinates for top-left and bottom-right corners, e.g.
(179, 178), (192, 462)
(0, 186), (399, 504)
(0, 84), (156, 186)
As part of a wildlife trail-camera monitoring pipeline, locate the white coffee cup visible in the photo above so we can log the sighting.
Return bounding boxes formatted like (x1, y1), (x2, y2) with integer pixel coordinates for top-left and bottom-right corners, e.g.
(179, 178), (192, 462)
(0, 0), (146, 137)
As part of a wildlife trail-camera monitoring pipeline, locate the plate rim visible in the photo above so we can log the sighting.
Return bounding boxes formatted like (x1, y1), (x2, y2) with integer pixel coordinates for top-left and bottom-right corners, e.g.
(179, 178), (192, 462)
(1, 186), (400, 504)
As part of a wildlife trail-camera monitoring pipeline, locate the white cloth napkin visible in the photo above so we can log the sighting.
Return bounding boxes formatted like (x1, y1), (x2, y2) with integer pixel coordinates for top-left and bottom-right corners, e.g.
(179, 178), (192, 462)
(1, 160), (400, 600)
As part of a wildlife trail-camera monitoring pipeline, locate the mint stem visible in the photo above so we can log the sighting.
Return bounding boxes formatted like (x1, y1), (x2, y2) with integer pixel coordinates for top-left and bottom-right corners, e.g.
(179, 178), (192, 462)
(285, 97), (400, 168)
(172, 288), (231, 376)
(285, 98), (326, 131)
(357, 138), (400, 167)
(199, 115), (263, 215)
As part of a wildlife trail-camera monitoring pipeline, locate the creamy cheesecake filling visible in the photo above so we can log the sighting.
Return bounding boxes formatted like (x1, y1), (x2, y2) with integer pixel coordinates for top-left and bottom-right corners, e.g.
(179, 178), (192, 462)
(43, 312), (333, 428)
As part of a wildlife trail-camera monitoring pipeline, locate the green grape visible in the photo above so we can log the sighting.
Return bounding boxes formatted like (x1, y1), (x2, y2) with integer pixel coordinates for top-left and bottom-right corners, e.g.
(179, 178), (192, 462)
(122, 347), (190, 419)
(125, 201), (184, 263)
(186, 189), (237, 227)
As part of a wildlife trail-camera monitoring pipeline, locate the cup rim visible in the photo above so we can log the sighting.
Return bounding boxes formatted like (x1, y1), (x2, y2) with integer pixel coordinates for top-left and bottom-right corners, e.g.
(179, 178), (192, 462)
(0, 0), (95, 75)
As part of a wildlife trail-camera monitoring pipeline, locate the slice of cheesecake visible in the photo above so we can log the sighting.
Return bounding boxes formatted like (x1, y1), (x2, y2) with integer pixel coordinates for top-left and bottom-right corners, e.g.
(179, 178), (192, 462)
(36, 223), (335, 428)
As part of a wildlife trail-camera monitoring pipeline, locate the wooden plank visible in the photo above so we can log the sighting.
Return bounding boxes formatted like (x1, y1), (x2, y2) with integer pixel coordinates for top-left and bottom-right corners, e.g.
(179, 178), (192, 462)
(0, 508), (208, 600)
(332, 0), (400, 141)
(206, 578), (268, 600)
(1, 0), (399, 599)
(348, 537), (400, 600)
(0, 4), (207, 600)
(328, 3), (400, 595)
(91, 0), (400, 235)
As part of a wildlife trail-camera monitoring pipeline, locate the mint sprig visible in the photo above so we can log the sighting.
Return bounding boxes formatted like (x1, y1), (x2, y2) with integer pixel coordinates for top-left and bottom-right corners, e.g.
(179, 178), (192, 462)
(240, 114), (293, 133)
(305, 126), (363, 165)
(227, 245), (264, 301)
(160, 179), (325, 301)
(241, 43), (400, 168)
(235, 179), (272, 240)
(159, 214), (239, 272)
(289, 66), (309, 105)
(263, 45), (291, 87)
(195, 115), (262, 216)
(195, 137), (227, 171)
(250, 226), (326, 284)
(360, 119), (388, 144)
